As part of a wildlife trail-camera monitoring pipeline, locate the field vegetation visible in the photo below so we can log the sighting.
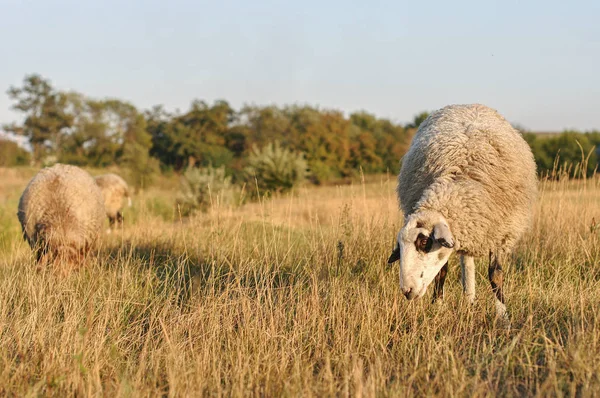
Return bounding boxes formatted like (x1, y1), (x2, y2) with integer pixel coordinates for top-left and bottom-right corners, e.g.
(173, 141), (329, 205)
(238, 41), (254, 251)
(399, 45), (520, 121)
(0, 166), (598, 396)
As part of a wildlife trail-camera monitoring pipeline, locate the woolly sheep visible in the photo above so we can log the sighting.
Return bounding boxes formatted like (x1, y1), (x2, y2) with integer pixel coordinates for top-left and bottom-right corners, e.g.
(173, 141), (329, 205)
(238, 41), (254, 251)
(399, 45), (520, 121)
(387, 104), (537, 319)
(17, 164), (105, 267)
(94, 173), (132, 231)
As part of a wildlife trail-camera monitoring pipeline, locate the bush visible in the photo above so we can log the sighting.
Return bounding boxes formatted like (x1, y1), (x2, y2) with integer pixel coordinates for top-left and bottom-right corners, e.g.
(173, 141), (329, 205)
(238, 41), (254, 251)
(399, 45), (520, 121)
(308, 160), (335, 185)
(244, 141), (308, 196)
(118, 114), (160, 190)
(124, 148), (161, 191)
(524, 131), (599, 179)
(0, 139), (30, 167)
(177, 165), (242, 216)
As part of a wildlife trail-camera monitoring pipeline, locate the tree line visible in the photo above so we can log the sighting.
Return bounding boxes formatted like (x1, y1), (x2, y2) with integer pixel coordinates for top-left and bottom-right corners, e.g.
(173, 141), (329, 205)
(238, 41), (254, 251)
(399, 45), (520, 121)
(1, 74), (599, 186)
(522, 131), (600, 178)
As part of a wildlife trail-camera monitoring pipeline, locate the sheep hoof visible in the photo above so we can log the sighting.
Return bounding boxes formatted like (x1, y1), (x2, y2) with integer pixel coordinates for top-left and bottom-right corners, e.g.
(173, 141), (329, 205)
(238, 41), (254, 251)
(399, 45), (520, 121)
(497, 315), (511, 330)
(465, 294), (475, 305)
(495, 301), (511, 329)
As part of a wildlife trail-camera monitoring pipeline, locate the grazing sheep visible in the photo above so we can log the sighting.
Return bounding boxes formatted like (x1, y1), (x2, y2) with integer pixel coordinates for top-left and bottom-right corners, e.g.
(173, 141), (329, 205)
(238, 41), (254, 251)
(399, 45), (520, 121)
(17, 164), (105, 267)
(94, 173), (132, 231)
(387, 104), (537, 319)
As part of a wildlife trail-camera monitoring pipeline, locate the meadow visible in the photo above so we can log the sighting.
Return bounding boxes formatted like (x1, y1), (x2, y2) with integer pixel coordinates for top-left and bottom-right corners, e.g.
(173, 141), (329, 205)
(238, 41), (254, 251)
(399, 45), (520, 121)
(0, 167), (599, 397)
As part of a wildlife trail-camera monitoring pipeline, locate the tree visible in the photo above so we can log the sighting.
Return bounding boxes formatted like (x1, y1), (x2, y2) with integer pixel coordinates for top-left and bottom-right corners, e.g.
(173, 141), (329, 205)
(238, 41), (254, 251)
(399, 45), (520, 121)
(374, 119), (411, 173)
(523, 131), (598, 178)
(147, 101), (235, 171)
(0, 139), (30, 166)
(541, 132), (597, 177)
(5, 74), (73, 163)
(121, 114), (160, 190)
(350, 112), (408, 173)
(406, 111), (430, 129)
(58, 94), (121, 166)
(348, 127), (383, 173)
(239, 105), (292, 148)
(286, 106), (351, 183)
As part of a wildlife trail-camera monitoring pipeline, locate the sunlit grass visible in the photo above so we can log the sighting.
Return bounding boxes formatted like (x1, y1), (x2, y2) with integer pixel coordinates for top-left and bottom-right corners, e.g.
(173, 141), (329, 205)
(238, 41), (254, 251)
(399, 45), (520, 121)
(0, 167), (598, 396)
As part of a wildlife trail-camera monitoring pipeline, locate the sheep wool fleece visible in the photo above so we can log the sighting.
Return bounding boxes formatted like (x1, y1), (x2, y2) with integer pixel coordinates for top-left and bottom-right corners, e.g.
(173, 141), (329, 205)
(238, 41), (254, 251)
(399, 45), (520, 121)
(397, 104), (538, 257)
(18, 163), (105, 257)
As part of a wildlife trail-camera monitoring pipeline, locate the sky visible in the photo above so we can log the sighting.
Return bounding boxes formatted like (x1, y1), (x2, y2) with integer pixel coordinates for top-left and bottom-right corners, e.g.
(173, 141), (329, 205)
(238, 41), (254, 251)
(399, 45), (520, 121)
(0, 0), (598, 131)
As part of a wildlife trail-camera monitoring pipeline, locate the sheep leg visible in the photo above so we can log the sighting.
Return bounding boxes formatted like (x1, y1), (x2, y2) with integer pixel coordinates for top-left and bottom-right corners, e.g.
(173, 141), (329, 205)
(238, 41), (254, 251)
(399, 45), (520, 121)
(105, 216), (115, 234)
(35, 243), (53, 270)
(432, 262), (448, 303)
(460, 255), (475, 304)
(35, 247), (47, 264)
(488, 252), (507, 318)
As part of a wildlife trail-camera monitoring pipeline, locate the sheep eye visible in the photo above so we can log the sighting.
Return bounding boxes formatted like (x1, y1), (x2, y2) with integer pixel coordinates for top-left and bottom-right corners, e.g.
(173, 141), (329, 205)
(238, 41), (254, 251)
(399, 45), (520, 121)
(416, 234), (433, 253)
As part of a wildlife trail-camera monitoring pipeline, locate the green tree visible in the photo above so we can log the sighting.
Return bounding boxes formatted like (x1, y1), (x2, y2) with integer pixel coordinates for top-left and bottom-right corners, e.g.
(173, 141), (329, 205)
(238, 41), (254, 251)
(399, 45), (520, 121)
(350, 112), (408, 173)
(239, 105), (292, 148)
(5, 74), (73, 163)
(376, 119), (411, 173)
(524, 131), (598, 178)
(121, 114), (160, 190)
(286, 107), (350, 183)
(58, 92), (92, 165)
(406, 111), (430, 129)
(178, 100), (234, 167)
(147, 101), (235, 171)
(0, 139), (30, 166)
(348, 127), (383, 173)
(58, 94), (122, 167)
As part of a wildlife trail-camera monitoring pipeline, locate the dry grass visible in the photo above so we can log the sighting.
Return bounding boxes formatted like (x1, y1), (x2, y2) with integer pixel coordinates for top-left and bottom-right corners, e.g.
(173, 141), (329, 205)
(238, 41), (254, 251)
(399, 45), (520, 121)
(0, 167), (599, 397)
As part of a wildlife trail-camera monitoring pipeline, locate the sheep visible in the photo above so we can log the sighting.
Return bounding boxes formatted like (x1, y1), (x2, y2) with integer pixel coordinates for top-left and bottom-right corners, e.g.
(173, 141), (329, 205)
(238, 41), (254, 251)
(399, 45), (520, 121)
(94, 173), (132, 231)
(387, 104), (537, 319)
(17, 163), (105, 268)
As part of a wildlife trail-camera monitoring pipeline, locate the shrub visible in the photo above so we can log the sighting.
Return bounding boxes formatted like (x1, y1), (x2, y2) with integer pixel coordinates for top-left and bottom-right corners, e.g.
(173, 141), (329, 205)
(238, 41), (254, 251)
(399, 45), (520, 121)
(177, 165), (242, 216)
(124, 147), (161, 191)
(0, 139), (30, 167)
(244, 141), (308, 196)
(524, 131), (599, 179)
(308, 160), (335, 185)
(119, 115), (161, 190)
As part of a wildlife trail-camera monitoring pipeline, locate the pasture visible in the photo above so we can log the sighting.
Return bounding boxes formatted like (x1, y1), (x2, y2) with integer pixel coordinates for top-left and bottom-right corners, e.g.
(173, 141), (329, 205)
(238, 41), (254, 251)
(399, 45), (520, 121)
(0, 167), (599, 396)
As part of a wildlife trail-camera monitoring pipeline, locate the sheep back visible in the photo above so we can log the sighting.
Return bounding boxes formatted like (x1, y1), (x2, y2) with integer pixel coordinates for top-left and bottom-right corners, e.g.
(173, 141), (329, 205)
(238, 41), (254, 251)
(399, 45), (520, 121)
(17, 164), (105, 261)
(94, 173), (131, 218)
(397, 104), (537, 257)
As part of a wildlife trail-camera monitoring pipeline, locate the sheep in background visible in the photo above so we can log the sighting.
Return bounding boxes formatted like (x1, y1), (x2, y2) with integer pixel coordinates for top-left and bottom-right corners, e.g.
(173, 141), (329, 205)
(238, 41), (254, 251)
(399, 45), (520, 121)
(17, 163), (105, 268)
(94, 173), (132, 231)
(387, 104), (537, 320)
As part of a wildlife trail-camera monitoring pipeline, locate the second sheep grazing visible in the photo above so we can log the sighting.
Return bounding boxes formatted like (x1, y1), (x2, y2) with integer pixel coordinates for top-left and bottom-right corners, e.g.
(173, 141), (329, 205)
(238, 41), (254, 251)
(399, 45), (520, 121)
(387, 104), (537, 319)
(94, 173), (132, 232)
(17, 164), (105, 268)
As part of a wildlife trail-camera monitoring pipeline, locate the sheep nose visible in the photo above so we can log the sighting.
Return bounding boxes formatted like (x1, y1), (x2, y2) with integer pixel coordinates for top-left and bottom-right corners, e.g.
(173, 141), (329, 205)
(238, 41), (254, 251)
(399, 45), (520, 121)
(402, 287), (415, 300)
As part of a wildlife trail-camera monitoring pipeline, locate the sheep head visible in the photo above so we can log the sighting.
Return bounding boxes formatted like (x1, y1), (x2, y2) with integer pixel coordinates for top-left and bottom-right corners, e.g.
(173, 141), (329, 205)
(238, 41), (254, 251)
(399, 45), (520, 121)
(388, 210), (455, 300)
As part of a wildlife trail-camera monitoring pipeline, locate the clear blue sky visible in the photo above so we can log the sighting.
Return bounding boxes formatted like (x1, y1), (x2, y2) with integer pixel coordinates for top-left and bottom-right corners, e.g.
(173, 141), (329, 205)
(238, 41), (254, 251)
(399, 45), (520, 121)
(1, 0), (598, 131)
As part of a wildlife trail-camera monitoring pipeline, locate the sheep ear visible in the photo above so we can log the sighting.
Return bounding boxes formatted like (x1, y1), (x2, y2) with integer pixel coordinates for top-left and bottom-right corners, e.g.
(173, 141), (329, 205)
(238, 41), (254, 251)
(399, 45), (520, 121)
(433, 223), (454, 248)
(387, 245), (400, 264)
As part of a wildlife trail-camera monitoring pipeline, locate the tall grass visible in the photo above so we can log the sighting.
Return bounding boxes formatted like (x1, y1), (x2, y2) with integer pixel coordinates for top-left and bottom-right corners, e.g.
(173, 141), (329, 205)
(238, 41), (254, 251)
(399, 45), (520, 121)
(0, 168), (598, 396)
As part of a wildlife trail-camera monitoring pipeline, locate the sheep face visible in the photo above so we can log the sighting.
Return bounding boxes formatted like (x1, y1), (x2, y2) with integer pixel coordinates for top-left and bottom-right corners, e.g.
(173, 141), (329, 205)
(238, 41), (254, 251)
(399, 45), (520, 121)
(388, 211), (455, 300)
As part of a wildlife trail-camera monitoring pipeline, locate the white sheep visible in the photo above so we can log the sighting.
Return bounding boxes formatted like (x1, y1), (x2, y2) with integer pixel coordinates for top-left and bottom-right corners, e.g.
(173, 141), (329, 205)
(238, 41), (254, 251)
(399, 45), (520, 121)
(387, 104), (537, 319)
(17, 164), (105, 268)
(94, 173), (132, 231)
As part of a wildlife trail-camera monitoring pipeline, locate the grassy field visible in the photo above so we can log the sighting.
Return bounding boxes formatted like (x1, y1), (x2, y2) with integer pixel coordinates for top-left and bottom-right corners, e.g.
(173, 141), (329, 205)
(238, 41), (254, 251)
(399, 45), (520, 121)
(0, 167), (599, 397)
